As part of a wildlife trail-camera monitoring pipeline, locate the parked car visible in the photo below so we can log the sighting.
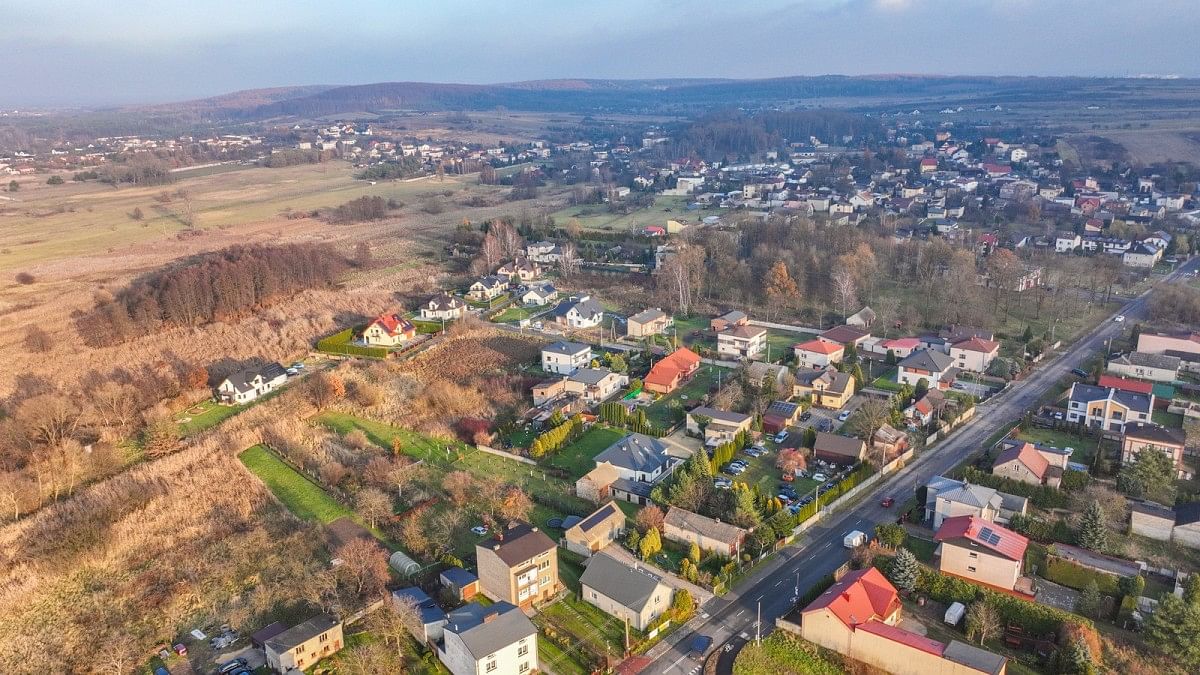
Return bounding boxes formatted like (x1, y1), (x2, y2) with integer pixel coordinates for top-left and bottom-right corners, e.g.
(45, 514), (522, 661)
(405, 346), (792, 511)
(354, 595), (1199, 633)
(812, 473), (827, 482)
(880, 496), (895, 508)
(470, 525), (488, 536)
(714, 478), (733, 489)
(286, 368), (299, 376)
(1114, 315), (1125, 323)
(843, 530), (867, 548)
(799, 410), (812, 422)
(1071, 368), (1089, 378)
(837, 410), (852, 422)
(218, 659), (248, 675)
(290, 362), (305, 369)
(781, 473), (794, 482)
(773, 430), (789, 444)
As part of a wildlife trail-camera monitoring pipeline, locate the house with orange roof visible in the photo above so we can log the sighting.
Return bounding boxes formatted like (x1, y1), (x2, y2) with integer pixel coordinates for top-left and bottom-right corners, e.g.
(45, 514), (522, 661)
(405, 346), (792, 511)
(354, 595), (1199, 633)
(793, 339), (844, 369)
(991, 441), (1067, 488)
(949, 337), (1000, 373)
(644, 348), (701, 394)
(362, 313), (416, 347)
(797, 567), (1006, 675)
(881, 337), (921, 359)
(935, 515), (1029, 592)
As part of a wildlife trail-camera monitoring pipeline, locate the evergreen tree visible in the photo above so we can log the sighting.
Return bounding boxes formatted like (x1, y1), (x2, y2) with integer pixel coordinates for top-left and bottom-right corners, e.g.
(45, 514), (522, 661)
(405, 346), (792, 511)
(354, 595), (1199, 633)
(1022, 325), (1034, 342)
(689, 542), (701, 565)
(732, 487), (762, 528)
(1078, 500), (1108, 552)
(1185, 573), (1200, 607)
(1075, 580), (1103, 619)
(1145, 595), (1200, 669)
(626, 529), (641, 550)
(1064, 638), (1095, 675)
(888, 548), (919, 593)
(639, 527), (662, 560)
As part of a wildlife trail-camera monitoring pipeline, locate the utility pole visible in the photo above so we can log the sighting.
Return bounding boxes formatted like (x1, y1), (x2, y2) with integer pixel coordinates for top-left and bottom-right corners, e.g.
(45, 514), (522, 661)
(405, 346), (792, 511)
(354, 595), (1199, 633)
(756, 601), (762, 644)
(624, 617), (630, 656)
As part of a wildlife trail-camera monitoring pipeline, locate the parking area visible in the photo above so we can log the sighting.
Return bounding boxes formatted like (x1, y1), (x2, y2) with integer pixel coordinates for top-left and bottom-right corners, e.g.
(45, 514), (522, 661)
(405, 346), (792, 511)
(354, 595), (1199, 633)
(951, 380), (996, 399)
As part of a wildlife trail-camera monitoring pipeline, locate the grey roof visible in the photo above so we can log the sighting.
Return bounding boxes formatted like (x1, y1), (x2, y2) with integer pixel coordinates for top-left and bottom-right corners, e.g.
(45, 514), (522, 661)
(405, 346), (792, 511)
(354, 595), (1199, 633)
(1116, 351), (1181, 371)
(478, 522), (556, 567)
(747, 361), (789, 383)
(1069, 383), (1152, 414)
(474, 275), (508, 289)
(440, 567), (478, 588)
(543, 340), (591, 356)
(611, 478), (655, 498)
(580, 553), (668, 613)
(628, 308), (668, 324)
(689, 406), (752, 426)
(571, 502), (623, 536)
(553, 295), (604, 320)
(265, 615), (340, 652)
(223, 362), (285, 394)
(898, 349), (955, 373)
(813, 432), (866, 459)
(1123, 421), (1186, 446)
(663, 506), (747, 544)
(392, 587), (446, 625)
(595, 433), (669, 473)
(429, 293), (464, 310)
(1175, 502), (1200, 527)
(943, 640), (1007, 675)
(937, 482), (1001, 510)
(570, 367), (615, 386)
(716, 310), (747, 323)
(443, 601), (537, 660)
(523, 283), (557, 299)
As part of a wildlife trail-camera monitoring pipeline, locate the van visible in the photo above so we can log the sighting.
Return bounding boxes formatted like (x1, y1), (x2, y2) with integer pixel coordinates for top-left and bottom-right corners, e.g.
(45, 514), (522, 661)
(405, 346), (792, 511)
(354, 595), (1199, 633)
(843, 530), (867, 548)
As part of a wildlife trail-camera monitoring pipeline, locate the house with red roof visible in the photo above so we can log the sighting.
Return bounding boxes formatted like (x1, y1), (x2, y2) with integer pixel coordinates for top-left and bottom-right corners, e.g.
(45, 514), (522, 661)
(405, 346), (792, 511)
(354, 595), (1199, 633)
(1097, 374), (1154, 396)
(935, 515), (1029, 593)
(793, 339), (844, 369)
(881, 337), (921, 359)
(797, 567), (1006, 675)
(644, 348), (701, 395)
(949, 337), (1000, 373)
(817, 325), (871, 348)
(362, 313), (416, 347)
(919, 157), (938, 173)
(991, 441), (1068, 488)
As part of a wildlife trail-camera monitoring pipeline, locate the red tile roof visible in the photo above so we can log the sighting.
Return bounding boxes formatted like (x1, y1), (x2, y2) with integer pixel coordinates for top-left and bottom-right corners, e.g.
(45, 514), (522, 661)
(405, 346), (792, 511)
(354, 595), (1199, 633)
(802, 567), (900, 628)
(819, 325), (869, 344)
(1097, 375), (1154, 396)
(953, 337), (1000, 353)
(645, 348), (701, 389)
(935, 515), (1029, 562)
(856, 620), (946, 656)
(795, 339), (843, 355)
(883, 337), (920, 349)
(368, 313), (414, 337)
(994, 442), (1049, 480)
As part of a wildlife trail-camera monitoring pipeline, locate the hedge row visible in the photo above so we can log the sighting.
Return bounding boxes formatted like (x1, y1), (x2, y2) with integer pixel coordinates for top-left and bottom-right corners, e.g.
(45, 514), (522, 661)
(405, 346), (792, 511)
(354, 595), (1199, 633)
(315, 327), (389, 358)
(914, 566), (1093, 635)
(961, 466), (1069, 508)
(1042, 555), (1122, 596)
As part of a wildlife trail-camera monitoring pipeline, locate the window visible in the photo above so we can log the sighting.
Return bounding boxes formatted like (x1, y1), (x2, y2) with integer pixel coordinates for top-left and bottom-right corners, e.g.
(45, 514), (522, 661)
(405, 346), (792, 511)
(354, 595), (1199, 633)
(520, 663), (531, 673)
(319, 633), (328, 643)
(486, 661), (498, 673)
(968, 552), (978, 559)
(590, 591), (598, 600)
(967, 566), (977, 573)
(539, 559), (550, 570)
(519, 645), (529, 657)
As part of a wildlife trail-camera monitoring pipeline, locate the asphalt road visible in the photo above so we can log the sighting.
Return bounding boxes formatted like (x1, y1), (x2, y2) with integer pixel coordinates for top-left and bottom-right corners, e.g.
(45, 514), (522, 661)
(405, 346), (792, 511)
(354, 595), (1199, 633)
(643, 259), (1196, 675)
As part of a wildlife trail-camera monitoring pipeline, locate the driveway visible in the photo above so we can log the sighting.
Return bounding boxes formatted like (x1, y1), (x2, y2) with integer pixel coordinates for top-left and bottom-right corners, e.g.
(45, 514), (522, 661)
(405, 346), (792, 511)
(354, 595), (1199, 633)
(660, 428), (702, 461)
(1034, 579), (1081, 613)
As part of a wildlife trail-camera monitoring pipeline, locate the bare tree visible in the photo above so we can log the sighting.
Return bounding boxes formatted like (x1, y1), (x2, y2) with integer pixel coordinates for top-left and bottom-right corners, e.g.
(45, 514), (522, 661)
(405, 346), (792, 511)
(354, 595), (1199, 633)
(557, 241), (581, 278)
(307, 372), (346, 410)
(356, 488), (393, 529)
(334, 538), (390, 598)
(849, 398), (893, 468)
(479, 233), (503, 271)
(831, 267), (858, 321)
(658, 246), (705, 315)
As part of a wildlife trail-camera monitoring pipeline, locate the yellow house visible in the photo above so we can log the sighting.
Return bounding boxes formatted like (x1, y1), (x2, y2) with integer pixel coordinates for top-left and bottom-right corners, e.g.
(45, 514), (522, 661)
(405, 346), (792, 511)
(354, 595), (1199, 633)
(934, 516), (1028, 592)
(666, 219), (687, 234)
(265, 615), (344, 673)
(794, 368), (855, 409)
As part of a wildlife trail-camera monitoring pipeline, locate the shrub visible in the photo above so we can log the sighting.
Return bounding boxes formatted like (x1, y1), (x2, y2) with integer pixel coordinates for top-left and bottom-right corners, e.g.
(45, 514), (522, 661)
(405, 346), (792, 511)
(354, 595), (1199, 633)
(1061, 469), (1091, 491)
(316, 328), (389, 358)
(1043, 554), (1122, 596)
(962, 466), (1069, 508)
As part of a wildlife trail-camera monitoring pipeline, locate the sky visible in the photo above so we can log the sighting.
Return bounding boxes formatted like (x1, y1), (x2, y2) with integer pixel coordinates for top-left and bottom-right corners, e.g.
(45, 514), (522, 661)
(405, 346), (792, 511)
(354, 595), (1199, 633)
(3, 0), (1198, 107)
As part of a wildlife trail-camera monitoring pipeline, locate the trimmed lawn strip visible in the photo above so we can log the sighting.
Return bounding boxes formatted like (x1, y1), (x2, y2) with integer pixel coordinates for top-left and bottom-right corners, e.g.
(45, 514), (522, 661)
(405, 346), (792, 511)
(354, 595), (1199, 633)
(544, 426), (627, 478)
(239, 444), (354, 524)
(176, 399), (246, 436)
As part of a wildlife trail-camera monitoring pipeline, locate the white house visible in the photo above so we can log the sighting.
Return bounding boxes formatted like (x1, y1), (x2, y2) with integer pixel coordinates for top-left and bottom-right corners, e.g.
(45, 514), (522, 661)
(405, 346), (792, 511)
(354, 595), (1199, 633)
(551, 295), (604, 329)
(717, 325), (767, 360)
(1055, 234), (1081, 253)
(421, 294), (467, 321)
(896, 349), (958, 390)
(949, 337), (1000, 373)
(542, 341), (592, 375)
(520, 284), (558, 307)
(1066, 383), (1153, 433)
(216, 363), (287, 404)
(438, 601), (538, 675)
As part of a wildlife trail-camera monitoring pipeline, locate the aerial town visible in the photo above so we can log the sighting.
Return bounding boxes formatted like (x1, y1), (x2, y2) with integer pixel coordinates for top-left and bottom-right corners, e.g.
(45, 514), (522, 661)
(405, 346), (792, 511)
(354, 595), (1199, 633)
(3, 4), (1200, 675)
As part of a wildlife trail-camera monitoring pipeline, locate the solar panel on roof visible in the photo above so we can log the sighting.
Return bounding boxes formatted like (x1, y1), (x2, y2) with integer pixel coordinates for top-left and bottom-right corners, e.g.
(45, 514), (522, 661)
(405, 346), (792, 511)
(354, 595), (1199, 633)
(977, 527), (1001, 546)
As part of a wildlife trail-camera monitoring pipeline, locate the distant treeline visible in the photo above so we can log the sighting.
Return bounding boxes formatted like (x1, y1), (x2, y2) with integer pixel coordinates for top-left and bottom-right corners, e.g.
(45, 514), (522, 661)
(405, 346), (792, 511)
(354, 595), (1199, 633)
(97, 157), (176, 186)
(357, 156), (424, 181)
(259, 149), (330, 168)
(667, 110), (883, 160)
(83, 244), (347, 345)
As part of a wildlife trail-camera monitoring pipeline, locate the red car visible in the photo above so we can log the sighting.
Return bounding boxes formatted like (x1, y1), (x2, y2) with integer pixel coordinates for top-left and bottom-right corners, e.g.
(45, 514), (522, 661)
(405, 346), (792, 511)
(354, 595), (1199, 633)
(880, 497), (895, 508)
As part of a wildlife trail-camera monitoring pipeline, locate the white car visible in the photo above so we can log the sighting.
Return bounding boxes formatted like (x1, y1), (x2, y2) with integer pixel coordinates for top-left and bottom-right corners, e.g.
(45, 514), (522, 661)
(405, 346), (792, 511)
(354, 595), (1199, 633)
(470, 525), (488, 536)
(812, 473), (828, 482)
(1114, 315), (1125, 323)
(837, 410), (852, 422)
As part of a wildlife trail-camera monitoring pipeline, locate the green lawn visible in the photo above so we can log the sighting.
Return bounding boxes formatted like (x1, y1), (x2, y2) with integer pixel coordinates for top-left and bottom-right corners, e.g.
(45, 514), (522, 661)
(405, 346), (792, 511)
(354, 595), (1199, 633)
(539, 595), (630, 659)
(493, 305), (541, 323)
(316, 412), (463, 465)
(645, 364), (727, 428)
(763, 330), (812, 365)
(550, 195), (692, 232)
(904, 537), (938, 563)
(733, 632), (844, 675)
(734, 454), (820, 501)
(176, 399), (246, 436)
(239, 445), (355, 524)
(545, 426), (627, 478)
(870, 368), (901, 391)
(1014, 426), (1098, 466)
(1153, 409), (1185, 428)
(537, 635), (589, 675)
